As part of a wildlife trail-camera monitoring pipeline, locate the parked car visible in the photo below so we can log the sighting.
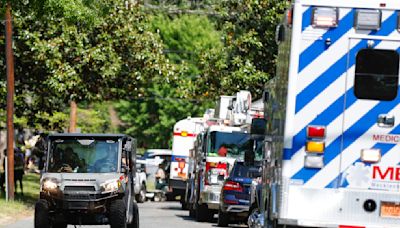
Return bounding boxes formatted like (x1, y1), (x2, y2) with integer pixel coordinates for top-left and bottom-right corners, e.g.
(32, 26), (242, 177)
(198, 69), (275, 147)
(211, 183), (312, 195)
(135, 159), (147, 203)
(218, 161), (261, 227)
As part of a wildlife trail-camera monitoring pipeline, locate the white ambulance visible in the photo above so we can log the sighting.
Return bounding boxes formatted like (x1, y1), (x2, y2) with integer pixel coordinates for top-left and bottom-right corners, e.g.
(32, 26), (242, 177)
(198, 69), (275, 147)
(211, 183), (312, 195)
(261, 0), (400, 227)
(169, 117), (205, 206)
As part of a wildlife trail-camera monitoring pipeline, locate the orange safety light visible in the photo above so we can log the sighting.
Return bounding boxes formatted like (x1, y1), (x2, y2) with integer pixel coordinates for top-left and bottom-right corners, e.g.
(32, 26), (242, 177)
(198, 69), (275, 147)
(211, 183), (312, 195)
(306, 141), (325, 153)
(286, 7), (293, 25)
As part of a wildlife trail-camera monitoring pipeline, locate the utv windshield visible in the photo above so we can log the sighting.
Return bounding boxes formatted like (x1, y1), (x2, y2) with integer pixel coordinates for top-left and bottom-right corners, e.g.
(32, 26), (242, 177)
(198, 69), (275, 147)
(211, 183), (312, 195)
(208, 131), (263, 160)
(47, 138), (120, 173)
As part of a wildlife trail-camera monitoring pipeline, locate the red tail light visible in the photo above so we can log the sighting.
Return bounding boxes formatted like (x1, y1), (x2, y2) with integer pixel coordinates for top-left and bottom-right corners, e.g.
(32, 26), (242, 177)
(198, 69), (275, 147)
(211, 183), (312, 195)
(307, 125), (326, 139)
(223, 181), (243, 192)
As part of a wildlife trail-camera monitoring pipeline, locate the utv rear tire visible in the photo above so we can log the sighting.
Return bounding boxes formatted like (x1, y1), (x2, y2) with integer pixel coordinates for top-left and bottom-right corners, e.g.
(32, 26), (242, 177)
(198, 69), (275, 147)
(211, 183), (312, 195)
(127, 202), (139, 228)
(109, 199), (127, 228)
(217, 209), (229, 227)
(34, 199), (50, 228)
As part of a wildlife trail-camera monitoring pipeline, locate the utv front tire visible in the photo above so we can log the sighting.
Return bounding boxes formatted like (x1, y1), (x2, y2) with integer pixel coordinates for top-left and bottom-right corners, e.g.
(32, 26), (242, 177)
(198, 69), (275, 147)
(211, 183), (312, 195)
(34, 199), (51, 228)
(109, 199), (127, 228)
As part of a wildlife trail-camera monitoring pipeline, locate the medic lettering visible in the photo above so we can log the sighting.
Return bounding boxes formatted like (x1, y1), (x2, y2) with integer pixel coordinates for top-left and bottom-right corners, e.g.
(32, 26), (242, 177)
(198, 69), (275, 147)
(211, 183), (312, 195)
(373, 166), (400, 181)
(372, 134), (400, 144)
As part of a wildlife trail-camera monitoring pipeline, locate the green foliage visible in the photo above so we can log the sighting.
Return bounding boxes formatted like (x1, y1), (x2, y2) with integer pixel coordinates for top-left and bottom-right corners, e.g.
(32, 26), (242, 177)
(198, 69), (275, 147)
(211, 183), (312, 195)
(77, 104), (110, 133)
(0, 1), (178, 132)
(194, 0), (289, 98)
(0, 0), (290, 147)
(115, 83), (209, 148)
(150, 14), (222, 76)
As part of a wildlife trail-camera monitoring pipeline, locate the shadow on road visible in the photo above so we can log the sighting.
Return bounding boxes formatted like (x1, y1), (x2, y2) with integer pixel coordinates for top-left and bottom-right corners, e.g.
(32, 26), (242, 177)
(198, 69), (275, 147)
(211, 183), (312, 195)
(175, 214), (218, 223)
(160, 205), (182, 211)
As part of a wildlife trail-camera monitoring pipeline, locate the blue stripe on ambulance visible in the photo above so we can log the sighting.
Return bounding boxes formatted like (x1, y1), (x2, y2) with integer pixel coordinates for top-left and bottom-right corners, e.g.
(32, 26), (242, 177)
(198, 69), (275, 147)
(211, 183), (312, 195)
(284, 12), (398, 159)
(293, 93), (400, 183)
(298, 9), (355, 73)
(283, 91), (355, 160)
(326, 123), (400, 188)
(290, 12), (399, 183)
(295, 11), (397, 114)
(285, 31), (395, 160)
(301, 7), (313, 31)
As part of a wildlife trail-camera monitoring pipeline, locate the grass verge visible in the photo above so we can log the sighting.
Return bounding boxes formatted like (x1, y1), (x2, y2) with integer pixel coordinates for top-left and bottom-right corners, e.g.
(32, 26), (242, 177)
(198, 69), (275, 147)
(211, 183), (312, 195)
(0, 173), (40, 226)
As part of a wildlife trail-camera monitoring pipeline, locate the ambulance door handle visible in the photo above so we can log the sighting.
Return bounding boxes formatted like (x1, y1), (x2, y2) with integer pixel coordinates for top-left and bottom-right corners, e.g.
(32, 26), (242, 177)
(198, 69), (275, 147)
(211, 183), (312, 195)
(377, 114), (395, 128)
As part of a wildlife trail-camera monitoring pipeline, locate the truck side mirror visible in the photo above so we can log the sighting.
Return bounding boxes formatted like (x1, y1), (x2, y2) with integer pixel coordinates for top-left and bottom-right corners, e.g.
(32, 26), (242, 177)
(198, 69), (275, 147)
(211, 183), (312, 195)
(263, 91), (269, 103)
(275, 24), (286, 44)
(251, 118), (267, 136)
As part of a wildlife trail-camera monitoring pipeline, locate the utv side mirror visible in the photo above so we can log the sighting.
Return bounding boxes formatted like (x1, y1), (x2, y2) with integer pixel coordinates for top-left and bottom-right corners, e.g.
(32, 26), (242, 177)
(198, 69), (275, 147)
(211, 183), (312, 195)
(124, 140), (132, 152)
(263, 91), (269, 103)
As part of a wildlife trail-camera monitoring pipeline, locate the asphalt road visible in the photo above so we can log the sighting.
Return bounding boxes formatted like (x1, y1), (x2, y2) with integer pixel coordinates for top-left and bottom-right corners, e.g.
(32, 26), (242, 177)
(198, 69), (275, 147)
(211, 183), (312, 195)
(3, 201), (246, 228)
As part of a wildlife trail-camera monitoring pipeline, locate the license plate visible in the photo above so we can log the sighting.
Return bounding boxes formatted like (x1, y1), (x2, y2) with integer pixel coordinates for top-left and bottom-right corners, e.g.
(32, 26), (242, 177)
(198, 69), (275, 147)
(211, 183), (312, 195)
(381, 202), (400, 218)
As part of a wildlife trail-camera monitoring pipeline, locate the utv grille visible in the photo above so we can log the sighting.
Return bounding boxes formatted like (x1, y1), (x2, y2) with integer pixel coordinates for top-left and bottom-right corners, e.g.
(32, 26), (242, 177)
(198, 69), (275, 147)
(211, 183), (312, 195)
(64, 186), (96, 192)
(64, 178), (96, 182)
(64, 194), (94, 200)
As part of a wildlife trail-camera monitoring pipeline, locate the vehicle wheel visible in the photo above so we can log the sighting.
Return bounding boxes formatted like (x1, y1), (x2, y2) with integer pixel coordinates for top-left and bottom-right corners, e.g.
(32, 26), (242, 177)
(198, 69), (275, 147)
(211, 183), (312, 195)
(181, 197), (188, 210)
(127, 202), (139, 228)
(34, 199), (50, 228)
(154, 193), (161, 202)
(248, 206), (260, 228)
(189, 207), (195, 218)
(136, 184), (147, 203)
(53, 222), (67, 228)
(196, 203), (211, 222)
(217, 209), (229, 227)
(109, 199), (127, 228)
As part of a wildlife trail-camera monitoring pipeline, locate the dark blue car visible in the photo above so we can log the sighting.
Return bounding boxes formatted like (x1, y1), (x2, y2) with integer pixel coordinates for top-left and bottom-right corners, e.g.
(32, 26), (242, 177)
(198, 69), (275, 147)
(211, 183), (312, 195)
(218, 161), (261, 227)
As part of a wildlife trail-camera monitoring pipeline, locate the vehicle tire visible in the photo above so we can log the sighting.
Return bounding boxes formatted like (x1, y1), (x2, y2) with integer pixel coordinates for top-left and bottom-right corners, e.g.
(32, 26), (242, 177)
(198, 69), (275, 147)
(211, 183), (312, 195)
(217, 209), (229, 227)
(127, 202), (139, 228)
(181, 197), (188, 210)
(189, 207), (195, 218)
(53, 222), (68, 228)
(196, 203), (209, 222)
(109, 199), (127, 228)
(136, 184), (147, 203)
(248, 206), (260, 228)
(34, 199), (50, 228)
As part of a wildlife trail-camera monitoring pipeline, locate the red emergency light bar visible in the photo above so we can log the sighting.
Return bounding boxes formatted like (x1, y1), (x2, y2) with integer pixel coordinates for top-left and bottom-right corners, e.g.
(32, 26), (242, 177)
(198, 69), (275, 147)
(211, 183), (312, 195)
(307, 125), (326, 139)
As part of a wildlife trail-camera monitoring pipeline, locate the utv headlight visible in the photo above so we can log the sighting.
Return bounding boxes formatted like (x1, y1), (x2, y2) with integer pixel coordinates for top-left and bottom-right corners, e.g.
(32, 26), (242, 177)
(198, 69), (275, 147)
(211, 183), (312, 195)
(100, 179), (120, 193)
(42, 178), (59, 191)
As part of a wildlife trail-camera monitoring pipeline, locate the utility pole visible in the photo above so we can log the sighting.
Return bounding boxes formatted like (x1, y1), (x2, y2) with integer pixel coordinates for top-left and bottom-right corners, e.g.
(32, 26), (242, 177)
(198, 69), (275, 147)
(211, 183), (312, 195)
(69, 100), (77, 133)
(5, 1), (15, 201)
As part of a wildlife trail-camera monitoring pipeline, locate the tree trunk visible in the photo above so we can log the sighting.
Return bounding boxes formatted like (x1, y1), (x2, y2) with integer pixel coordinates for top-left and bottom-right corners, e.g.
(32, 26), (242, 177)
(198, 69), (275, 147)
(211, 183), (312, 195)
(69, 100), (77, 133)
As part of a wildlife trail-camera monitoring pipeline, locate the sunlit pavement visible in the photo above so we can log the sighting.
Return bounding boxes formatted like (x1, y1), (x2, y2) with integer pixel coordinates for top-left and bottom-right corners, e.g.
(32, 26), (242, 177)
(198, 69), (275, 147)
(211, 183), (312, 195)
(4, 201), (248, 228)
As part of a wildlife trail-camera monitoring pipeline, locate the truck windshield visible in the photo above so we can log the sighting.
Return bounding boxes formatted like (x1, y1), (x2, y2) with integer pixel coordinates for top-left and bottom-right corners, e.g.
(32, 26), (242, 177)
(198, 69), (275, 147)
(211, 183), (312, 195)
(208, 131), (263, 160)
(47, 138), (119, 173)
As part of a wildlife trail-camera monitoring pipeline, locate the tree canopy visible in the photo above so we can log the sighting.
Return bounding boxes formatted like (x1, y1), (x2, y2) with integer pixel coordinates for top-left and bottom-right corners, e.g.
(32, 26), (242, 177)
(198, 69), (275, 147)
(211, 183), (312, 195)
(0, 0), (289, 148)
